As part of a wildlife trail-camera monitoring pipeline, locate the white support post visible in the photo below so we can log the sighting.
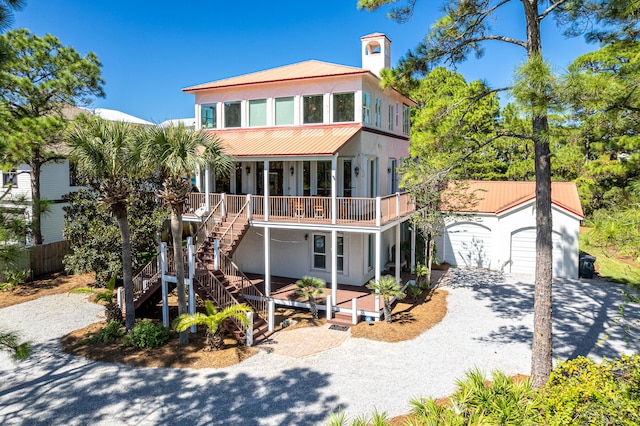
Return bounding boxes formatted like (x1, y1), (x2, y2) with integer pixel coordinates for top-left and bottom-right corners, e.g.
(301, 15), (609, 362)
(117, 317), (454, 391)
(204, 164), (211, 212)
(213, 238), (220, 271)
(246, 193), (252, 221)
(263, 161), (269, 221)
(187, 237), (196, 333)
(268, 300), (275, 332)
(264, 227), (271, 296)
(221, 192), (226, 219)
(160, 242), (169, 327)
(117, 287), (124, 312)
(396, 192), (401, 218)
(375, 196), (382, 227)
(395, 224), (401, 284)
(375, 231), (381, 316)
(351, 298), (358, 324)
(410, 224), (416, 274)
(326, 295), (333, 320)
(331, 154), (338, 225)
(331, 229), (338, 302)
(246, 311), (254, 347)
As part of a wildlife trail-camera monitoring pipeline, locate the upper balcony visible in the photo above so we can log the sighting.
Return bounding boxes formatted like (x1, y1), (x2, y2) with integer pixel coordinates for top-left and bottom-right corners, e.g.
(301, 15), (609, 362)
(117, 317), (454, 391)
(186, 192), (415, 228)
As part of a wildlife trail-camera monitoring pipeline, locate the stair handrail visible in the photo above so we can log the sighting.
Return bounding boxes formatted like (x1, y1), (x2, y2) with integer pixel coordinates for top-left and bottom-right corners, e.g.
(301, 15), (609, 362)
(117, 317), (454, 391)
(219, 253), (268, 321)
(194, 197), (224, 254)
(193, 268), (250, 339)
(132, 254), (161, 300)
(218, 199), (249, 247)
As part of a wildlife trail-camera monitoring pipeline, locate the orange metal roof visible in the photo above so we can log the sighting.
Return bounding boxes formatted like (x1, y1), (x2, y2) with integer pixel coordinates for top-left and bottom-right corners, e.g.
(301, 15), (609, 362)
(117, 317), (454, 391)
(209, 124), (362, 157)
(443, 181), (584, 218)
(183, 60), (369, 92)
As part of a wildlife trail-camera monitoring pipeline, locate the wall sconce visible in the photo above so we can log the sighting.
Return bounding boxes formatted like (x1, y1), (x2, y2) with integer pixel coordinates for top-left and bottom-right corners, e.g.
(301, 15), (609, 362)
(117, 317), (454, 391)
(387, 167), (392, 174)
(290, 167), (294, 176)
(304, 234), (308, 241)
(354, 166), (360, 177)
(246, 166), (251, 175)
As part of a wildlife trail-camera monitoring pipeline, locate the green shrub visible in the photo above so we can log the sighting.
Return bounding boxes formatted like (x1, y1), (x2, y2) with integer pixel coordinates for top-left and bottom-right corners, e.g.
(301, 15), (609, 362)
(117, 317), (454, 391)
(87, 320), (125, 344)
(123, 319), (170, 348)
(540, 355), (640, 425)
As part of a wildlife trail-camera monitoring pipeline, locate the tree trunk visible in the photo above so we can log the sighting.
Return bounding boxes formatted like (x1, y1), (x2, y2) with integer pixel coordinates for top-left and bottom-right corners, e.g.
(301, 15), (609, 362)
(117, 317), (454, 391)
(310, 298), (318, 319)
(208, 327), (224, 351)
(384, 299), (393, 323)
(114, 207), (135, 331)
(425, 231), (434, 288)
(523, 0), (554, 388)
(29, 153), (42, 245)
(171, 205), (189, 345)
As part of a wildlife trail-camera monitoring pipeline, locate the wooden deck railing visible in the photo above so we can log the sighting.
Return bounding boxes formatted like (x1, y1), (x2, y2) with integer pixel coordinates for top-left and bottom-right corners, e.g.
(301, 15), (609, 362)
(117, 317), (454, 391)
(194, 197), (224, 254)
(132, 255), (161, 300)
(186, 193), (222, 213)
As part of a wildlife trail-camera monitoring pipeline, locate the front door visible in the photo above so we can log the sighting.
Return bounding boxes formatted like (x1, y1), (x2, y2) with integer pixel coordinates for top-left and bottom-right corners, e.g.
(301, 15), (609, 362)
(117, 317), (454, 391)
(269, 161), (284, 196)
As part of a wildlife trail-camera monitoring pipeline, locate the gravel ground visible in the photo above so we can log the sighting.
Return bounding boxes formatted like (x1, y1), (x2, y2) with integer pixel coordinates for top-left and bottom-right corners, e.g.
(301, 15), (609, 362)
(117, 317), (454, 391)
(0, 270), (638, 426)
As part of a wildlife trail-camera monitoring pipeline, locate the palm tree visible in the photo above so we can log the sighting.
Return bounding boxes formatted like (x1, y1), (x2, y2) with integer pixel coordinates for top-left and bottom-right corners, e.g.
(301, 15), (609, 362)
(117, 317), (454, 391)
(295, 275), (325, 319)
(140, 123), (230, 344)
(173, 300), (252, 351)
(67, 116), (139, 330)
(366, 275), (406, 324)
(0, 1), (24, 32)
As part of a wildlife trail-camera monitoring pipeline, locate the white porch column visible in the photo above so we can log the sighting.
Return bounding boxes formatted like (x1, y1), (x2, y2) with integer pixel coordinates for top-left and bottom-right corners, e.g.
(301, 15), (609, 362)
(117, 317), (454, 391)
(160, 242), (169, 327)
(204, 164), (211, 212)
(331, 154), (338, 224)
(221, 192), (226, 218)
(351, 298), (358, 325)
(264, 226), (271, 296)
(263, 161), (269, 221)
(375, 196), (382, 227)
(395, 224), (401, 284)
(374, 231), (381, 315)
(326, 295), (333, 320)
(246, 193), (252, 221)
(410, 224), (416, 274)
(246, 311), (254, 347)
(268, 300), (275, 332)
(331, 229), (338, 302)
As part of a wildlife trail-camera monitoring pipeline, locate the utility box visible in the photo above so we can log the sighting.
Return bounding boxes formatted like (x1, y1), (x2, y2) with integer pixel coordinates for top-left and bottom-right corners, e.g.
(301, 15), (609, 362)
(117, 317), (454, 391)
(579, 255), (596, 279)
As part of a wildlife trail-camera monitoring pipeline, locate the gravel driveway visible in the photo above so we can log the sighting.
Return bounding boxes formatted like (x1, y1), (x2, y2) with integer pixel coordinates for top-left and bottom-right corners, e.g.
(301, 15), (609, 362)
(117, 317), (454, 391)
(1, 269), (638, 425)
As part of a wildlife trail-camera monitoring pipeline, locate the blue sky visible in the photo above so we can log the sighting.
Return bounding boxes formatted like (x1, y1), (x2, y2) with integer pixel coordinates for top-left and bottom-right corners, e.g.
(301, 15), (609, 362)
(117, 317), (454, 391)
(13, 0), (597, 123)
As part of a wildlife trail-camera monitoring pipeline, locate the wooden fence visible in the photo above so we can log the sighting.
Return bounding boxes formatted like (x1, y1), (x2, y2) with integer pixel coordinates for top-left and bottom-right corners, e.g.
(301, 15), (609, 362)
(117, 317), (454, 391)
(28, 240), (71, 278)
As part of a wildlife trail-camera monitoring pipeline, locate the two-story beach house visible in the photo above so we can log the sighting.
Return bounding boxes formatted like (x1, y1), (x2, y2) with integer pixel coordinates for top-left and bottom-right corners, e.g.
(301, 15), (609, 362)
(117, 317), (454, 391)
(133, 34), (418, 343)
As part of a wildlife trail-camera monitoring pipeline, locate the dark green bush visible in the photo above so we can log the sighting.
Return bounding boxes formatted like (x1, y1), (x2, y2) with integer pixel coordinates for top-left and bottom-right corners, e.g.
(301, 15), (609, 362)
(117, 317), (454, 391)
(87, 320), (125, 344)
(123, 319), (170, 348)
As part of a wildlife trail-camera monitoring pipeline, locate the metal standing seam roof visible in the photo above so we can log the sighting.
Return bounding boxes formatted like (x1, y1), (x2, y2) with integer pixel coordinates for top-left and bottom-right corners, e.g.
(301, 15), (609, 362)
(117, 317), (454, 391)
(207, 124), (362, 157)
(443, 181), (584, 218)
(183, 60), (370, 92)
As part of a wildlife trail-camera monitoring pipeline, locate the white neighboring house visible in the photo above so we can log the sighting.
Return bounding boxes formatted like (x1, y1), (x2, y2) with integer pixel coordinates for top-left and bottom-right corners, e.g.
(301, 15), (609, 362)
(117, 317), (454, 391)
(435, 181), (584, 279)
(0, 107), (153, 244)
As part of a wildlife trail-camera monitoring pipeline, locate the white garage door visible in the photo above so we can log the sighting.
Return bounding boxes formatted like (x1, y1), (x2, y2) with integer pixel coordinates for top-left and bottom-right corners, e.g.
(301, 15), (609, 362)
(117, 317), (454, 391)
(444, 223), (492, 268)
(510, 228), (564, 276)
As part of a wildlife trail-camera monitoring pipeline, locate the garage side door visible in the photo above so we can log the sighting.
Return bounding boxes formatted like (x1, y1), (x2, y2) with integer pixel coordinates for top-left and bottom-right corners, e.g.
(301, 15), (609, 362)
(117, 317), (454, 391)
(510, 228), (564, 276)
(444, 223), (492, 268)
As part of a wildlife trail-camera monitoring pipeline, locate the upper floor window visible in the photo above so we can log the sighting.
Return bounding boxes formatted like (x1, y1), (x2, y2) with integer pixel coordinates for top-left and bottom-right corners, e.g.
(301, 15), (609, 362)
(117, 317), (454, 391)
(333, 92), (354, 122)
(2, 170), (17, 187)
(303, 95), (323, 124)
(374, 98), (381, 127)
(388, 105), (394, 131)
(224, 101), (241, 128)
(249, 99), (267, 127)
(362, 92), (371, 124)
(402, 104), (410, 135)
(275, 97), (294, 126)
(201, 104), (216, 129)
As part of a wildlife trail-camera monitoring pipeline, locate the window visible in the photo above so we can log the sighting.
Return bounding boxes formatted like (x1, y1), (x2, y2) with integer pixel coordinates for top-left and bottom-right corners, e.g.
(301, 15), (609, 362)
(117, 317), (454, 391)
(313, 235), (326, 269)
(337, 236), (344, 272)
(224, 101), (241, 128)
(69, 162), (79, 187)
(201, 104), (216, 129)
(333, 92), (354, 122)
(402, 104), (410, 135)
(303, 95), (323, 124)
(2, 170), (17, 187)
(317, 161), (331, 196)
(275, 97), (294, 125)
(374, 98), (381, 127)
(362, 92), (371, 124)
(388, 105), (394, 131)
(249, 99), (267, 127)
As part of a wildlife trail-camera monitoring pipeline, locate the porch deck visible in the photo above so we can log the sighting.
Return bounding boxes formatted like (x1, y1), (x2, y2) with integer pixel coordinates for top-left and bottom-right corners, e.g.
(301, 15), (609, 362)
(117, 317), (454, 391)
(244, 272), (416, 320)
